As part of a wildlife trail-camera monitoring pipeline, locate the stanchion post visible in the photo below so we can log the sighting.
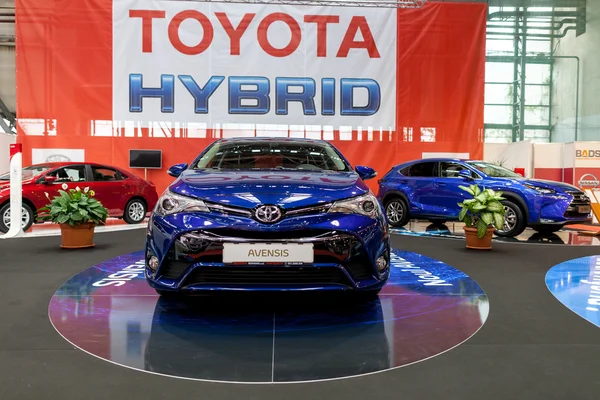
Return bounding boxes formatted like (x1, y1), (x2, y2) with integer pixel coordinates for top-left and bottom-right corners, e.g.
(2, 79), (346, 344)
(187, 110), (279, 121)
(2, 143), (25, 238)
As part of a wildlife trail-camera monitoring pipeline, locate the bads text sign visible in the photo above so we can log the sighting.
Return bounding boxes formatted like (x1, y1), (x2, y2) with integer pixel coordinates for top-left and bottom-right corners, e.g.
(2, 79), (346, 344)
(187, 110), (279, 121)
(113, 0), (397, 127)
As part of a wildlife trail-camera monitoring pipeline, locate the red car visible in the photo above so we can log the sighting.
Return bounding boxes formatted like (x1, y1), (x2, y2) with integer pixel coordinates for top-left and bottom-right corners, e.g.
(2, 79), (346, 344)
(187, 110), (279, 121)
(0, 162), (159, 233)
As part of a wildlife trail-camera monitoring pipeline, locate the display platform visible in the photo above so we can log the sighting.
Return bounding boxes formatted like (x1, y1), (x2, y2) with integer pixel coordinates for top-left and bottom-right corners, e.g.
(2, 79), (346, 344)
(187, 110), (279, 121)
(49, 249), (488, 383)
(546, 255), (600, 328)
(392, 221), (600, 246)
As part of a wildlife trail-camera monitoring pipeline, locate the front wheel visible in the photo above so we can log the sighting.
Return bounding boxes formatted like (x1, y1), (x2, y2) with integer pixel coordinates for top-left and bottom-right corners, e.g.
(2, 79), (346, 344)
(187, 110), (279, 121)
(494, 200), (526, 237)
(123, 198), (147, 224)
(384, 198), (410, 227)
(0, 203), (34, 234)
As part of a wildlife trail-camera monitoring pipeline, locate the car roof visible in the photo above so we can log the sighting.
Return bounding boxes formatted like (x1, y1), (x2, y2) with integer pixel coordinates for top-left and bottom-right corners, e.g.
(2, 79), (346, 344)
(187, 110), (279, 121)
(28, 161), (126, 170)
(396, 157), (466, 166)
(215, 137), (328, 144)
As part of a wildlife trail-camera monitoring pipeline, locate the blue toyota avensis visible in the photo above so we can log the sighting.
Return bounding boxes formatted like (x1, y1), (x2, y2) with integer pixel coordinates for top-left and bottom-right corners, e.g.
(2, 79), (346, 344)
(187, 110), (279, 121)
(378, 158), (592, 237)
(145, 138), (390, 298)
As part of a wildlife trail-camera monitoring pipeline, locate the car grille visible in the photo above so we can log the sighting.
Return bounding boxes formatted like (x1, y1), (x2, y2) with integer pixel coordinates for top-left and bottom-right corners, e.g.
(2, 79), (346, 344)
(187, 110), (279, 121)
(564, 190), (591, 217)
(182, 266), (351, 287)
(201, 229), (332, 240)
(156, 229), (375, 284)
(203, 201), (332, 223)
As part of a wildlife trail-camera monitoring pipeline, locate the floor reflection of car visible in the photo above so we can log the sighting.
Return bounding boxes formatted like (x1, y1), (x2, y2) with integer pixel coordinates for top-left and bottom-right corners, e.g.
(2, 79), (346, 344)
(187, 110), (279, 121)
(0, 162), (158, 233)
(145, 137), (390, 299)
(144, 294), (389, 382)
(378, 158), (592, 237)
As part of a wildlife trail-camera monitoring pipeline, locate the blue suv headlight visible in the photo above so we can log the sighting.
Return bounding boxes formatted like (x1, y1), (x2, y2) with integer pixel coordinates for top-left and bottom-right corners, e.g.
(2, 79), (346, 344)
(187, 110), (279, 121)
(154, 191), (210, 216)
(328, 193), (382, 218)
(523, 184), (556, 195)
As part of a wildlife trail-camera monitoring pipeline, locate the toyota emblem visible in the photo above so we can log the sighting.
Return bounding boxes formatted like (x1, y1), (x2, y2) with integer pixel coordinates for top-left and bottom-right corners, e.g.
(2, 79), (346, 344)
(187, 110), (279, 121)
(254, 205), (282, 224)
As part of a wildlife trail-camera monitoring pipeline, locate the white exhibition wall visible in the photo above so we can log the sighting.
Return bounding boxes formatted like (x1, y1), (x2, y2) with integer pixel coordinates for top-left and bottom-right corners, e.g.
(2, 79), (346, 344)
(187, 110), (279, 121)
(483, 141), (600, 187)
(483, 141), (534, 178)
(0, 132), (16, 173)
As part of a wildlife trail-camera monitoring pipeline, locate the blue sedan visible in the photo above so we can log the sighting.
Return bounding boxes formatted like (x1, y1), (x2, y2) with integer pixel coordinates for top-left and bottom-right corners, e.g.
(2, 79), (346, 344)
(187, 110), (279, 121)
(145, 138), (390, 298)
(377, 158), (592, 237)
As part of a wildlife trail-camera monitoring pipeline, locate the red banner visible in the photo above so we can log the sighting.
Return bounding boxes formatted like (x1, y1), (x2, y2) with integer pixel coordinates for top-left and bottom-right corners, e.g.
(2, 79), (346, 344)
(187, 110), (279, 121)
(15, 0), (486, 193)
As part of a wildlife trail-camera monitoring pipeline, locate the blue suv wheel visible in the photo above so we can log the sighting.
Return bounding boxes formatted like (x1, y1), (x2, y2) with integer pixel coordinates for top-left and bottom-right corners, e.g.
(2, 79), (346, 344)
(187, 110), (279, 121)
(494, 200), (527, 237)
(384, 197), (410, 227)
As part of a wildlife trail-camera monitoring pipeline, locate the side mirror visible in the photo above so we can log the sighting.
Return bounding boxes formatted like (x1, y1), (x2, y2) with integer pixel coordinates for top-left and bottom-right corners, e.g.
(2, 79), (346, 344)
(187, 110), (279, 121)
(458, 169), (473, 180)
(43, 175), (57, 184)
(356, 165), (377, 181)
(168, 163), (188, 178)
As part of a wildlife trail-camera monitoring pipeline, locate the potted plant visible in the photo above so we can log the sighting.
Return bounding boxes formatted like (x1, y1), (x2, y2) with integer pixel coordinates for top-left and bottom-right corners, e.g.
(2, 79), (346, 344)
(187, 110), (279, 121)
(38, 184), (109, 249)
(457, 184), (506, 250)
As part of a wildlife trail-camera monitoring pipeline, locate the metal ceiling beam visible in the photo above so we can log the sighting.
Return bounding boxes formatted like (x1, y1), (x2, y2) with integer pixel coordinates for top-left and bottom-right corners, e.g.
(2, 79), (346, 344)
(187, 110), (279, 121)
(488, 26), (577, 38)
(487, 18), (578, 30)
(0, 95), (16, 133)
(170, 0), (427, 7)
(487, 0), (585, 7)
(489, 11), (584, 20)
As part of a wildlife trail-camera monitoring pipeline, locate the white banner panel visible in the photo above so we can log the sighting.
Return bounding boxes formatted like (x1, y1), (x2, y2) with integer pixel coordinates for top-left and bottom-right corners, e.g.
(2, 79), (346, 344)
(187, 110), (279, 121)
(31, 148), (85, 164)
(113, 0), (397, 128)
(574, 142), (600, 167)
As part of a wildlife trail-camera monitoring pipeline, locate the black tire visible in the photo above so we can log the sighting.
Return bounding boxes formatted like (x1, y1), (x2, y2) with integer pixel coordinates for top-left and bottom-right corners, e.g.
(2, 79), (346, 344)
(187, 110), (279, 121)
(0, 202), (34, 234)
(494, 200), (526, 238)
(123, 198), (147, 224)
(384, 197), (410, 227)
(532, 225), (564, 235)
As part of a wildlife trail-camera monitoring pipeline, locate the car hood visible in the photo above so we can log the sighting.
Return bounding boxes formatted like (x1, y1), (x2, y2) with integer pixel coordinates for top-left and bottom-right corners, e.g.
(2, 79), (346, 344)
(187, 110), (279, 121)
(169, 170), (369, 209)
(519, 178), (580, 192)
(0, 178), (38, 193)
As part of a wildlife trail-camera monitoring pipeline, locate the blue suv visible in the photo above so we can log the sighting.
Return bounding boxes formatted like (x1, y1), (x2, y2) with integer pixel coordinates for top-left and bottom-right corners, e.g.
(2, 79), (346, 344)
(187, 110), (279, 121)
(377, 158), (592, 237)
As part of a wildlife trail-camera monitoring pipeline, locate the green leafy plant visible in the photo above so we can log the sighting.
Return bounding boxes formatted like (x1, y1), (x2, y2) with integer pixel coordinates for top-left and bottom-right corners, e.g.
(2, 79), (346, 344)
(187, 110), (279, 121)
(38, 184), (108, 226)
(458, 184), (506, 238)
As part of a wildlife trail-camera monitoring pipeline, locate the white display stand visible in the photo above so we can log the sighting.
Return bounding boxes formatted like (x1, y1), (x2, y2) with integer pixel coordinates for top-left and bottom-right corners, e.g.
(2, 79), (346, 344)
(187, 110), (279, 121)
(1, 143), (25, 238)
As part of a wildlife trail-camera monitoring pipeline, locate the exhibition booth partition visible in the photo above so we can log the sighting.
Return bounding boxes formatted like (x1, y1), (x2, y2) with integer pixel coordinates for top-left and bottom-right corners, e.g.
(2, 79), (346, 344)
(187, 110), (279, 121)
(484, 141), (600, 188)
(13, 0), (487, 194)
(0, 132), (15, 174)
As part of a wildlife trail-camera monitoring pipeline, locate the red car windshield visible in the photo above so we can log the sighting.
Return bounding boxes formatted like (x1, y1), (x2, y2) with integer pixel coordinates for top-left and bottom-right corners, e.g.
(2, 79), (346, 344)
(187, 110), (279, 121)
(0, 165), (53, 181)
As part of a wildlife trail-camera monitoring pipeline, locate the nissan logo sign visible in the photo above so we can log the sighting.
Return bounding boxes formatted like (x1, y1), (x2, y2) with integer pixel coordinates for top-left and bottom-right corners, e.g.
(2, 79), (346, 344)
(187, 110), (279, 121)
(578, 173), (599, 189)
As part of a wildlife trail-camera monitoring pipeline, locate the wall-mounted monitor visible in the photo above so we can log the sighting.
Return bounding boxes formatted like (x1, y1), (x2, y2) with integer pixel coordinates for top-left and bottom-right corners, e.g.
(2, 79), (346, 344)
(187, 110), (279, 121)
(129, 149), (162, 169)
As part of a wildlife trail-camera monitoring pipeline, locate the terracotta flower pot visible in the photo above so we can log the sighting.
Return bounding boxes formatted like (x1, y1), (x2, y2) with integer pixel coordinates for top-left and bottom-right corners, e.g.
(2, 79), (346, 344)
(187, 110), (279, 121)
(463, 226), (495, 250)
(59, 222), (96, 249)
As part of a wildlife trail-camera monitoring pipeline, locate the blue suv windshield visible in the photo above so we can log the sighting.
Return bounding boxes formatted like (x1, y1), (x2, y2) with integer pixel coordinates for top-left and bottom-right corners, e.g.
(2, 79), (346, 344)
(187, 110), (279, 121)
(193, 141), (350, 172)
(466, 161), (522, 178)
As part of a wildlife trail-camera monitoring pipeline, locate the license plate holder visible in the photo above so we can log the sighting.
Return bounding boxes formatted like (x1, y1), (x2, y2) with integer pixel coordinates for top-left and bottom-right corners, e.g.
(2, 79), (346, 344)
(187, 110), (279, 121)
(222, 242), (314, 264)
(578, 205), (591, 214)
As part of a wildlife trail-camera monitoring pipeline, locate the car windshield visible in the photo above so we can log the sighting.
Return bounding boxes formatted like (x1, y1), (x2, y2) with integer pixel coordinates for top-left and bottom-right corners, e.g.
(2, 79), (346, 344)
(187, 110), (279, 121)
(193, 141), (350, 172)
(0, 164), (52, 180)
(466, 161), (522, 178)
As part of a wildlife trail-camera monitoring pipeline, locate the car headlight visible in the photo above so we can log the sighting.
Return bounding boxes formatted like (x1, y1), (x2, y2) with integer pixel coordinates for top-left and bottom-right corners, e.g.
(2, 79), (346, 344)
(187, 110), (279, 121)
(524, 184), (555, 195)
(154, 191), (209, 216)
(328, 193), (382, 218)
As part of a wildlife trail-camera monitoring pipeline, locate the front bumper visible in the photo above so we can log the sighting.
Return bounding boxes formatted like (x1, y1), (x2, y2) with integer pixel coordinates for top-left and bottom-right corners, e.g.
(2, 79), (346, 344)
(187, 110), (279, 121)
(535, 190), (592, 225)
(145, 212), (390, 293)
